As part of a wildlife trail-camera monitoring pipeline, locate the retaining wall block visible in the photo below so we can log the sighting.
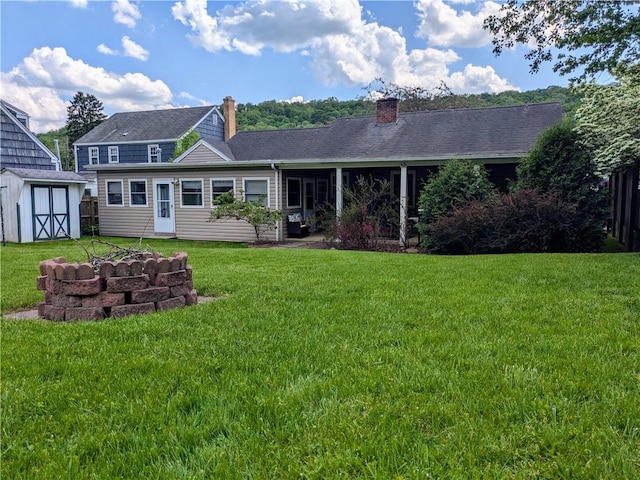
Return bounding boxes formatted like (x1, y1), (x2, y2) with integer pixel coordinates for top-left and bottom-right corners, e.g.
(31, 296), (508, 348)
(106, 274), (150, 293)
(185, 290), (198, 306)
(111, 302), (156, 318)
(36, 275), (48, 291)
(63, 276), (104, 296)
(76, 263), (95, 280)
(82, 292), (126, 308)
(143, 258), (158, 275)
(155, 270), (186, 287)
(99, 261), (116, 279)
(66, 307), (105, 321)
(51, 293), (83, 308)
(157, 295), (186, 312)
(114, 261), (130, 277)
(170, 284), (190, 297)
(131, 287), (170, 304)
(129, 260), (144, 276)
(42, 304), (65, 321)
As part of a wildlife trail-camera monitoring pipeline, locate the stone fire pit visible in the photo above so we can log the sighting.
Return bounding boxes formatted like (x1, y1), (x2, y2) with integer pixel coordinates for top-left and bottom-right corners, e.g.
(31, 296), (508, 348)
(36, 253), (197, 321)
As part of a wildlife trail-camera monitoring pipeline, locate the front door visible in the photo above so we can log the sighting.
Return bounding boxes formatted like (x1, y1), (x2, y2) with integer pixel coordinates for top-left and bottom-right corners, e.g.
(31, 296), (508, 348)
(153, 180), (175, 233)
(32, 185), (70, 240)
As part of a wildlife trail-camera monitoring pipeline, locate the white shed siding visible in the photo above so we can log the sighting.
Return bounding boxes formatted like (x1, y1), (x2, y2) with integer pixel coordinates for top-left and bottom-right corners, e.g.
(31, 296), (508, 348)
(0, 171), (24, 242)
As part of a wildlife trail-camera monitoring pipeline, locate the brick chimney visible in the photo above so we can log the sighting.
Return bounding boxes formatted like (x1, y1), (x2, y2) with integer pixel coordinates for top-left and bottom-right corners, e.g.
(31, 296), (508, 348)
(223, 96), (236, 141)
(376, 97), (399, 125)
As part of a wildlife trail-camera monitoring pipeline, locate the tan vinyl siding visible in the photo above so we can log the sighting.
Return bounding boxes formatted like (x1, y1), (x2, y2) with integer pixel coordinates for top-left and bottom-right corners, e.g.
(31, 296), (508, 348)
(97, 168), (280, 242)
(97, 172), (157, 238)
(179, 144), (227, 164)
(175, 169), (278, 241)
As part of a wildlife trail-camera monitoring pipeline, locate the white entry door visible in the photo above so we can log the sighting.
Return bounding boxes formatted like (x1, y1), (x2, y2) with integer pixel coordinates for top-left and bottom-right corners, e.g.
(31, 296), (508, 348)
(153, 180), (175, 233)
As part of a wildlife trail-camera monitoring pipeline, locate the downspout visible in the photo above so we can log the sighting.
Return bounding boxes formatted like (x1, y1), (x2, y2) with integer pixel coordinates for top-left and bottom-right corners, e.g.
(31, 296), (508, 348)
(271, 163), (280, 241)
(399, 163), (408, 247)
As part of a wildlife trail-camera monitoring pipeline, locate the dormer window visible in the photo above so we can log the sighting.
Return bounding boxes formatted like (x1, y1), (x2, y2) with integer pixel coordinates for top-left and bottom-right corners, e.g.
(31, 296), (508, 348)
(148, 144), (161, 163)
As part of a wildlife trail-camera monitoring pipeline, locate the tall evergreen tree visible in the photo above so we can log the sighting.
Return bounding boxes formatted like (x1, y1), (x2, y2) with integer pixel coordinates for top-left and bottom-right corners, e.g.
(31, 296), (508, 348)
(66, 92), (107, 145)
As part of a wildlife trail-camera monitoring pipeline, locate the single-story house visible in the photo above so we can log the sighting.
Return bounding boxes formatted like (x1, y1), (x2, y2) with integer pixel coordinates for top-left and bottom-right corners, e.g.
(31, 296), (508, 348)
(88, 99), (563, 244)
(1, 100), (86, 243)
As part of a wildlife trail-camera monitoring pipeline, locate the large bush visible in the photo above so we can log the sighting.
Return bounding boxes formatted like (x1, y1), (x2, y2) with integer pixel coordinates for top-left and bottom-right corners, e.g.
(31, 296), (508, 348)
(426, 189), (582, 254)
(514, 122), (608, 251)
(417, 160), (495, 247)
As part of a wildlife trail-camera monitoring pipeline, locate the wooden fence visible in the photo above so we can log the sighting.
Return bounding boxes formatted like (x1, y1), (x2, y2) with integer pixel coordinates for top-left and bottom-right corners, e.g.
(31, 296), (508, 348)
(80, 196), (99, 232)
(609, 166), (640, 252)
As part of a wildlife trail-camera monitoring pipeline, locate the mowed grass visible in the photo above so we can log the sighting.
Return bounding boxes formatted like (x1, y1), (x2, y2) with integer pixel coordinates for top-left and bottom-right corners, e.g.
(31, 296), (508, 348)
(1, 237), (639, 479)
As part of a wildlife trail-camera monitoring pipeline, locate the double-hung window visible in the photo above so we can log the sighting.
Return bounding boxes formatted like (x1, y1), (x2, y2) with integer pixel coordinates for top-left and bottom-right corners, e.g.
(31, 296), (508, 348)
(106, 180), (123, 206)
(148, 144), (161, 163)
(211, 178), (235, 205)
(108, 146), (119, 163)
(244, 178), (269, 207)
(89, 147), (99, 165)
(129, 180), (147, 206)
(181, 179), (203, 207)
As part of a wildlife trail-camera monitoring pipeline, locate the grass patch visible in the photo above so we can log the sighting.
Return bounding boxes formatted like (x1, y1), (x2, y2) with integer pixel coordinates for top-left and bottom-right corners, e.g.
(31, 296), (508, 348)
(1, 238), (639, 478)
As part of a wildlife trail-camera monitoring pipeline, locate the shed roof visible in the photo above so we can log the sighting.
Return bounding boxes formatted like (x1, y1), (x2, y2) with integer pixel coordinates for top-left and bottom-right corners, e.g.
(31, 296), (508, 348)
(74, 105), (220, 145)
(1, 167), (86, 183)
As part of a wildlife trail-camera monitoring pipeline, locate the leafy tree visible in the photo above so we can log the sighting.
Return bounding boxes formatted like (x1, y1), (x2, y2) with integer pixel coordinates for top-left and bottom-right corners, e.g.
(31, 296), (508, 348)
(208, 191), (282, 243)
(37, 127), (74, 170)
(514, 122), (608, 251)
(66, 92), (107, 145)
(575, 66), (640, 176)
(484, 0), (640, 81)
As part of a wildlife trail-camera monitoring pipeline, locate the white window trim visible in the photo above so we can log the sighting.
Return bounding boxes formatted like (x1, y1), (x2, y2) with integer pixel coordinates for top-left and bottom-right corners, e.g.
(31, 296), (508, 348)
(286, 177), (302, 209)
(211, 177), (236, 206)
(128, 179), (148, 207)
(242, 177), (271, 207)
(105, 179), (124, 207)
(148, 144), (161, 163)
(108, 146), (119, 164)
(180, 178), (204, 208)
(89, 147), (99, 165)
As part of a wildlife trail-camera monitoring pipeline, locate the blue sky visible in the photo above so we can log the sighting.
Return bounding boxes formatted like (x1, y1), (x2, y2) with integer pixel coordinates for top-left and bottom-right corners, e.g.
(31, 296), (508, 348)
(1, 0), (568, 133)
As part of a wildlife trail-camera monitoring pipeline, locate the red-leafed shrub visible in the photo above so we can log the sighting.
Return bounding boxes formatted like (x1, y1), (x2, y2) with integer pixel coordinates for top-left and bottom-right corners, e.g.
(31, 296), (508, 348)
(426, 189), (583, 254)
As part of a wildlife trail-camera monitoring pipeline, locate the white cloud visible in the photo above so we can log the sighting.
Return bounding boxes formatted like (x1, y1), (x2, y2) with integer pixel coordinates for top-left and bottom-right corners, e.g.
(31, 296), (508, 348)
(280, 96), (306, 104)
(121, 36), (149, 61)
(448, 64), (518, 93)
(97, 44), (117, 56)
(112, 0), (142, 28)
(2, 47), (173, 132)
(68, 0), (88, 8)
(414, 0), (501, 48)
(171, 0), (516, 96)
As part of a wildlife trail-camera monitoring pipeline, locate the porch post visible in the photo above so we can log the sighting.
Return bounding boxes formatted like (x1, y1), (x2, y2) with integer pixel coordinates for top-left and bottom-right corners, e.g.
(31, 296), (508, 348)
(335, 167), (343, 216)
(399, 164), (408, 247)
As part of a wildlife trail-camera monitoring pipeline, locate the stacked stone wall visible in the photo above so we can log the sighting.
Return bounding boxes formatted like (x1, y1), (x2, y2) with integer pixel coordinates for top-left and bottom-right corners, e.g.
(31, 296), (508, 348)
(36, 253), (197, 321)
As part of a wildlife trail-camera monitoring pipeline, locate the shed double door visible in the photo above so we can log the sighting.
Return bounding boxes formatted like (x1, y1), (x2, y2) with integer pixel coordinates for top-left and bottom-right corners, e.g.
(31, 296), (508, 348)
(32, 185), (70, 240)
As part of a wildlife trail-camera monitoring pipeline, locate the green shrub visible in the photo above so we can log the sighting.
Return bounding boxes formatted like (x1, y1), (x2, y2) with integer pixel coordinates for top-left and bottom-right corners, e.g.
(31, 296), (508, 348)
(417, 160), (495, 247)
(514, 122), (608, 251)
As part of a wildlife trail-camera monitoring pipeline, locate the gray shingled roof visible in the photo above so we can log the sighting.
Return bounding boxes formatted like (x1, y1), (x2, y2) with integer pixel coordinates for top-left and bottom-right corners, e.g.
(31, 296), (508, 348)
(74, 106), (218, 145)
(228, 103), (563, 162)
(2, 167), (86, 183)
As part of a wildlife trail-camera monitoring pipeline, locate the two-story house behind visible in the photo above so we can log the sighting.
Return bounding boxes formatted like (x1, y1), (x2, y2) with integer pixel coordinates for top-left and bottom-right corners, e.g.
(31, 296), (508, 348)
(74, 99), (232, 195)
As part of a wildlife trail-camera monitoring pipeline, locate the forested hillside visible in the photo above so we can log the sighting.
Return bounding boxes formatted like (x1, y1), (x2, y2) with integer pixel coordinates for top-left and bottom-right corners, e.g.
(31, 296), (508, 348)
(236, 85), (580, 131)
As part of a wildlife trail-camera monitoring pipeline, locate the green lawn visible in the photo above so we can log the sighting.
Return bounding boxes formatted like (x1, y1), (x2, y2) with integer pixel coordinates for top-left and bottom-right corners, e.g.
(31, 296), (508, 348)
(1, 238), (639, 479)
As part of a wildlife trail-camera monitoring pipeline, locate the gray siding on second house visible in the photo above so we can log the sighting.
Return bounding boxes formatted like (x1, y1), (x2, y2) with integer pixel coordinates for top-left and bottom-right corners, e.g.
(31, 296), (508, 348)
(76, 141), (177, 171)
(0, 109), (57, 170)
